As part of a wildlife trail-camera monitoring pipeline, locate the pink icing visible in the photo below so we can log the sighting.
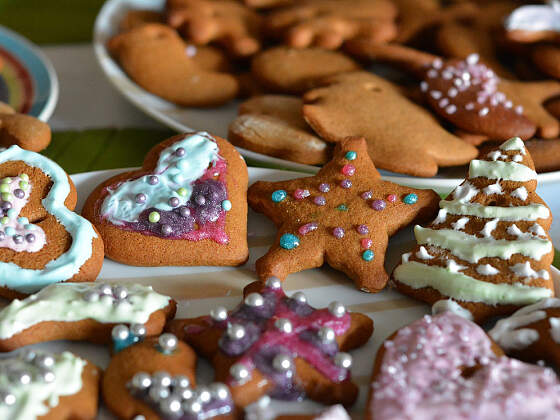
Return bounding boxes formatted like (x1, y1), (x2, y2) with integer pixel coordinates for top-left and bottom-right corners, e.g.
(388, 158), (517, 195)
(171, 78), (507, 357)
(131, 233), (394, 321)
(371, 313), (560, 419)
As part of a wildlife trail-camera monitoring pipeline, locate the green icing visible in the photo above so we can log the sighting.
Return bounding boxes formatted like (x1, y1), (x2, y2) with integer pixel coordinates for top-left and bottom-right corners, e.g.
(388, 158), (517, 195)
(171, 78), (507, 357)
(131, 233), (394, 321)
(439, 200), (550, 221)
(468, 160), (536, 182)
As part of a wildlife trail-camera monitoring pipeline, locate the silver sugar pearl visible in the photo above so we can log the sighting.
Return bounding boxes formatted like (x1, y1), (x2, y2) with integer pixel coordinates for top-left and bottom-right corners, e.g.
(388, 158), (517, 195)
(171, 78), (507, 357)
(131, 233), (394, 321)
(179, 207), (191, 218)
(0, 390), (15, 405)
(183, 400), (202, 414)
(334, 352), (353, 369)
(10, 370), (31, 385)
(318, 326), (336, 343)
(97, 284), (113, 295)
(34, 354), (55, 369)
(168, 197), (180, 207)
(274, 318), (293, 334)
(13, 235), (23, 244)
(147, 175), (159, 185)
(209, 383), (230, 401)
(149, 385), (170, 402)
(226, 323), (246, 340)
(328, 301), (346, 318)
(83, 290), (99, 302)
(40, 369), (56, 383)
(135, 193), (147, 204)
(112, 285), (128, 300)
(158, 333), (178, 353)
(291, 291), (307, 304)
(159, 396), (183, 415)
(131, 372), (152, 390)
(179, 387), (194, 401)
(130, 323), (147, 338)
(19, 349), (36, 362)
(112, 324), (130, 341)
(265, 277), (281, 289)
(229, 363), (250, 383)
(173, 375), (190, 389)
(272, 354), (293, 372)
(244, 292), (264, 307)
(196, 386), (212, 403)
(175, 147), (186, 157)
(210, 306), (228, 322)
(161, 224), (173, 236)
(153, 371), (173, 388)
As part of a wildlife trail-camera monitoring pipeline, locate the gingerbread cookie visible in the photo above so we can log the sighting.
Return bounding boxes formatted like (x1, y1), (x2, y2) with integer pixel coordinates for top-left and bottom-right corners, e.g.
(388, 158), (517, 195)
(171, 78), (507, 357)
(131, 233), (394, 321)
(240, 0), (292, 8)
(119, 9), (164, 32)
(0, 350), (100, 420)
(0, 146), (103, 300)
(275, 405), (350, 420)
(0, 102), (51, 152)
(392, 137), (555, 323)
(247, 137), (439, 292)
(525, 138), (560, 172)
(167, 279), (373, 407)
(302, 72), (478, 177)
(167, 0), (262, 57)
(505, 1), (560, 44)
(108, 24), (239, 107)
(251, 47), (360, 94)
(367, 312), (560, 420)
(82, 132), (248, 267)
(229, 95), (330, 165)
(103, 333), (235, 419)
(531, 44), (560, 80)
(265, 0), (397, 50)
(0, 282), (175, 352)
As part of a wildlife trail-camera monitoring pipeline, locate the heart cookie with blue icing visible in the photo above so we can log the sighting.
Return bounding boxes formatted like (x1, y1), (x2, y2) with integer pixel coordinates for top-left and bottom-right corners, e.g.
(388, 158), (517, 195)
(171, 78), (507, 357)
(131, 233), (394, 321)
(0, 146), (104, 299)
(82, 132), (249, 266)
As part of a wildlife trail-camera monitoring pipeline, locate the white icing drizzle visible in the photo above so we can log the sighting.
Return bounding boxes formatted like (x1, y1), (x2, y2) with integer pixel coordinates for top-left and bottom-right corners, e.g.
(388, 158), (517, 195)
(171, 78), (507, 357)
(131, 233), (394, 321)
(481, 218), (499, 238)
(510, 262), (550, 281)
(401, 252), (411, 263)
(483, 182), (503, 196)
(476, 264), (500, 276)
(511, 186), (528, 201)
(416, 246), (434, 260)
(550, 318), (560, 344)
(505, 3), (560, 33)
(314, 405), (351, 420)
(529, 223), (547, 237)
(440, 200), (550, 221)
(469, 160), (537, 182)
(507, 224), (534, 239)
(513, 154), (523, 163)
(433, 209), (448, 225)
(487, 150), (506, 161)
(500, 137), (526, 154)
(446, 259), (467, 273)
(451, 217), (469, 231)
(452, 181), (479, 202)
(432, 299), (473, 321)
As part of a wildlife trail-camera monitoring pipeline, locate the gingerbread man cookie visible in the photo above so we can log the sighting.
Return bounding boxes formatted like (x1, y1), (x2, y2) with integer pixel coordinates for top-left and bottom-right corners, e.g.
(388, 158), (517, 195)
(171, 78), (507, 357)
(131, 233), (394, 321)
(167, 279), (373, 407)
(367, 312), (560, 420)
(0, 102), (51, 152)
(392, 137), (555, 323)
(83, 132), (248, 267)
(0, 146), (103, 300)
(247, 137), (439, 292)
(302, 72), (478, 177)
(108, 24), (239, 107)
(0, 282), (175, 352)
(0, 349), (100, 420)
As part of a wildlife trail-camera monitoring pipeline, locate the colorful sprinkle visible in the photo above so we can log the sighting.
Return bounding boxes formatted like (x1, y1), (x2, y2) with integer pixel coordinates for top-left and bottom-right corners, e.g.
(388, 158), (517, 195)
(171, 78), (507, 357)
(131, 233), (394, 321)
(403, 193), (418, 204)
(19, 181), (28, 190)
(371, 199), (386, 211)
(148, 211), (160, 223)
(314, 196), (326, 206)
(361, 238), (373, 249)
(336, 204), (348, 211)
(0, 184), (9, 193)
(361, 191), (373, 200)
(318, 183), (330, 193)
(177, 187), (188, 197)
(386, 194), (397, 203)
(168, 197), (180, 207)
(345, 151), (357, 161)
(341, 164), (356, 177)
(298, 222), (318, 235)
(272, 190), (287, 203)
(362, 250), (374, 261)
(356, 224), (369, 235)
(135, 193), (147, 204)
(17, 217), (28, 225)
(5, 227), (15, 236)
(1, 193), (10, 202)
(293, 189), (310, 200)
(0, 217), (8, 225)
(340, 179), (352, 189)
(221, 200), (232, 211)
(6, 209), (16, 219)
(147, 175), (159, 185)
(0, 178), (9, 184)
(280, 233), (300, 250)
(332, 227), (345, 239)
(20, 174), (29, 182)
(24, 224), (35, 231)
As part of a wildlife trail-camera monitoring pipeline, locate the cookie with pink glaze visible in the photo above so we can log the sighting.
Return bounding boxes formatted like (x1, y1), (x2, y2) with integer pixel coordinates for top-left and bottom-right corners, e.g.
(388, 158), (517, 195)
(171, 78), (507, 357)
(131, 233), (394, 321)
(367, 312), (560, 420)
(166, 279), (374, 408)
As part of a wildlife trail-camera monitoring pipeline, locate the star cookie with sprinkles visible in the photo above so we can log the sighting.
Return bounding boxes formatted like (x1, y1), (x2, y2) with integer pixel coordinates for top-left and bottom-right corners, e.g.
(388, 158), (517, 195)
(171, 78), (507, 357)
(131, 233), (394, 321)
(247, 136), (439, 292)
(166, 279), (374, 407)
(392, 137), (555, 323)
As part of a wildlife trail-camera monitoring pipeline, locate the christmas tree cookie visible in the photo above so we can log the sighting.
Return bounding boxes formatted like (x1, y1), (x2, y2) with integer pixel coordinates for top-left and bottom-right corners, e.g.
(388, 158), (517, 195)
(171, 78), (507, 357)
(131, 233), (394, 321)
(392, 137), (555, 322)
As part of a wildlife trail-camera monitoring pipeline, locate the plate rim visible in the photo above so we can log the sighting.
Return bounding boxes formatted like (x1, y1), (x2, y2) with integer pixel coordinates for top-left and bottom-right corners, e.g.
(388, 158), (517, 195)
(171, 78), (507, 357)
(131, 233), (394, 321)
(0, 24), (59, 122)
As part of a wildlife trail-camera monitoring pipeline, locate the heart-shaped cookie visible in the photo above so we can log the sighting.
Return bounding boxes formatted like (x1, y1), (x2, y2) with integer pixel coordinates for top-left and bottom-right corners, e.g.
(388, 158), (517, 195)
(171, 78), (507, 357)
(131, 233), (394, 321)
(0, 146), (104, 299)
(367, 312), (560, 420)
(82, 132), (248, 266)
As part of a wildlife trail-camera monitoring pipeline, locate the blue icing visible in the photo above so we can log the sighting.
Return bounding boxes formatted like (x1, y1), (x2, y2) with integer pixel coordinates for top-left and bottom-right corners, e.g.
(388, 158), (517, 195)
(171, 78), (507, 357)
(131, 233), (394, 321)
(0, 146), (98, 293)
(101, 132), (220, 224)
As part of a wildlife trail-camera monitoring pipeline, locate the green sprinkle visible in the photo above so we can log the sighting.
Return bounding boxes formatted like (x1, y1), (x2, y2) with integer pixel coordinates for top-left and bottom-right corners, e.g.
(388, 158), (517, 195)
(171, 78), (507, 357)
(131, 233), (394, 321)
(20, 174), (29, 182)
(177, 187), (188, 197)
(19, 181), (28, 190)
(336, 204), (348, 211)
(148, 211), (160, 223)
(0, 217), (8, 225)
(0, 184), (9, 193)
(1, 193), (11, 202)
(1, 178), (11, 184)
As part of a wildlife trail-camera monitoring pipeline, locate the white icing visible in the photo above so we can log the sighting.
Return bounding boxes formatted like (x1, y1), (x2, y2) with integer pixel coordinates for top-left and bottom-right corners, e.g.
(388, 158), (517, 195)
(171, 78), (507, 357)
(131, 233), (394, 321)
(401, 252), (411, 263)
(529, 223), (547, 237)
(452, 181), (479, 202)
(505, 4), (560, 33)
(433, 209), (448, 225)
(440, 200), (550, 221)
(513, 154), (523, 162)
(483, 182), (503, 196)
(446, 259), (467, 273)
(314, 405), (351, 420)
(511, 186), (528, 201)
(451, 217), (469, 231)
(432, 299), (473, 321)
(510, 262), (550, 281)
(0, 282), (171, 339)
(507, 224), (534, 239)
(500, 137), (526, 154)
(469, 160), (537, 182)
(487, 150), (507, 161)
(476, 264), (500, 276)
(550, 318), (560, 344)
(416, 246), (434, 260)
(481, 218), (499, 238)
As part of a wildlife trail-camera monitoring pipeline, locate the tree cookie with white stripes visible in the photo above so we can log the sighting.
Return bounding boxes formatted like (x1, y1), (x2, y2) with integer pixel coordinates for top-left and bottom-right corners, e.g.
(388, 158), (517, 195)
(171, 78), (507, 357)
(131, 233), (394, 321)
(392, 137), (555, 323)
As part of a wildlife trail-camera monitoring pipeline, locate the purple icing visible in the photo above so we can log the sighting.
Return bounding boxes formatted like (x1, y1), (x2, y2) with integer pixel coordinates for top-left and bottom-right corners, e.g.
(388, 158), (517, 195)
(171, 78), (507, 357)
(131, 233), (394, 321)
(188, 180), (227, 225)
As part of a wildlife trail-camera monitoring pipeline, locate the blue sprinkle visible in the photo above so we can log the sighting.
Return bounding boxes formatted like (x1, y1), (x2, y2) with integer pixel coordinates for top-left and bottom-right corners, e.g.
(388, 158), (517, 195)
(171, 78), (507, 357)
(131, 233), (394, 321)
(221, 199), (232, 211)
(5, 227), (15, 236)
(403, 193), (418, 205)
(6, 209), (16, 219)
(336, 204), (348, 211)
(113, 334), (141, 353)
(345, 151), (357, 161)
(24, 224), (36, 231)
(280, 233), (300, 250)
(18, 217), (28, 225)
(272, 190), (287, 203)
(362, 250), (374, 261)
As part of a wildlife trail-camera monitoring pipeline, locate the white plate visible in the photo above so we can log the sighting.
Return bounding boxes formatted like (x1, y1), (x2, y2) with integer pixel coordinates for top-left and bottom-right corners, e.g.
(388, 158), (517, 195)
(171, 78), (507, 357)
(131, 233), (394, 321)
(0, 166), (556, 419)
(93, 0), (560, 190)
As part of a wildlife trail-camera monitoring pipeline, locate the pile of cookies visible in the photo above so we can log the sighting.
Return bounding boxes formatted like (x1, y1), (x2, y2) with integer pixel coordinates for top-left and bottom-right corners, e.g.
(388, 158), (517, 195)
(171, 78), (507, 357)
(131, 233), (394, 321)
(0, 127), (557, 419)
(109, 0), (560, 176)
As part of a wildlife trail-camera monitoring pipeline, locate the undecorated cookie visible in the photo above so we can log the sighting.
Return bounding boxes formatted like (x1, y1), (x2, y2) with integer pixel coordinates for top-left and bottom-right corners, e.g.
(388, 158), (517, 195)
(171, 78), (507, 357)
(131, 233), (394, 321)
(229, 95), (330, 165)
(82, 132), (248, 267)
(0, 102), (51, 152)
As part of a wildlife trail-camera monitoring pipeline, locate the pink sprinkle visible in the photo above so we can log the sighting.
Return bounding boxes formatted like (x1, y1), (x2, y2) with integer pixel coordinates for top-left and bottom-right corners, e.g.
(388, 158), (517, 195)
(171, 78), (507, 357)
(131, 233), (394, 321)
(504, 100), (513, 109)
(515, 105), (523, 115)
(314, 196), (326, 206)
(445, 105), (457, 114)
(294, 189), (310, 200)
(332, 227), (345, 239)
(427, 69), (438, 78)
(318, 183), (330, 193)
(420, 81), (428, 92)
(356, 224), (369, 235)
(299, 222), (318, 235)
(361, 238), (373, 249)
(430, 90), (442, 99)
(466, 53), (479, 64)
(439, 98), (449, 108)
(432, 58), (443, 69)
(448, 88), (458, 97)
(479, 107), (489, 117)
(442, 71), (452, 80)
(341, 164), (356, 177)
(361, 191), (373, 200)
(465, 102), (475, 110)
(340, 179), (352, 189)
(386, 194), (397, 202)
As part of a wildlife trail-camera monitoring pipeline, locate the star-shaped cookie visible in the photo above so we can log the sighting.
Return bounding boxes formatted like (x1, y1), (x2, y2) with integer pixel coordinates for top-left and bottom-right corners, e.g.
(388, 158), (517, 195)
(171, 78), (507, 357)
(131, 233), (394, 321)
(166, 279), (374, 407)
(247, 137), (440, 292)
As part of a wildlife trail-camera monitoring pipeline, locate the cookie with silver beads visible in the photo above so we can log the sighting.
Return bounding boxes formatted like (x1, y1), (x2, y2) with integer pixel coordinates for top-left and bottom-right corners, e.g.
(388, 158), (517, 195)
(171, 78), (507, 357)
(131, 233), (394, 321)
(0, 282), (176, 352)
(103, 333), (229, 420)
(82, 132), (249, 267)
(0, 349), (101, 419)
(166, 279), (373, 408)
